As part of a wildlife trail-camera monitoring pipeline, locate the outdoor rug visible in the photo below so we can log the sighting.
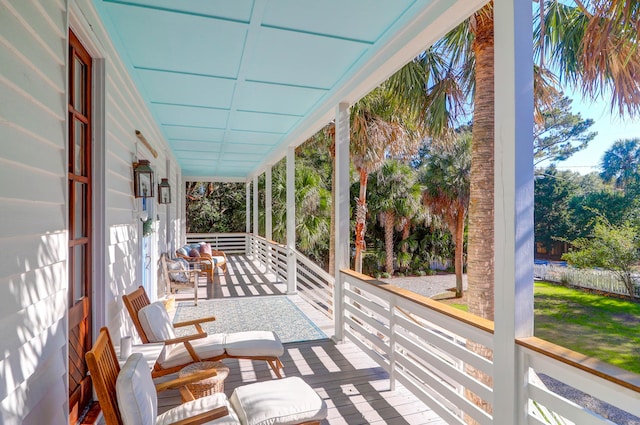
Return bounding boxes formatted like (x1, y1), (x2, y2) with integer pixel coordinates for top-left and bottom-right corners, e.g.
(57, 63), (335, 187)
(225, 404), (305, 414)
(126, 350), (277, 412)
(173, 296), (327, 343)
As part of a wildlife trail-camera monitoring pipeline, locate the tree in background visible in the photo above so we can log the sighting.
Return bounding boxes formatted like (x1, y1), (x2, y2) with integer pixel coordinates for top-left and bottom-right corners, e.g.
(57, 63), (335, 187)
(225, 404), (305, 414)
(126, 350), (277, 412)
(563, 217), (640, 298)
(185, 182), (246, 233)
(350, 88), (422, 273)
(534, 93), (596, 167)
(534, 166), (579, 254)
(368, 160), (422, 275)
(420, 132), (471, 297)
(600, 138), (640, 191)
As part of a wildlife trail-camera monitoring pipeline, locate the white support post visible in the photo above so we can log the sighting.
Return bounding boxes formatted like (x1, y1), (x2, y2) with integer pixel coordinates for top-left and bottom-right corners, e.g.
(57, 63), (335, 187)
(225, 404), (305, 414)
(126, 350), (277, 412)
(266, 166), (274, 277)
(286, 147), (297, 294)
(245, 181), (251, 254)
(265, 166), (273, 241)
(494, 0), (535, 424)
(334, 102), (350, 342)
(253, 175), (259, 236)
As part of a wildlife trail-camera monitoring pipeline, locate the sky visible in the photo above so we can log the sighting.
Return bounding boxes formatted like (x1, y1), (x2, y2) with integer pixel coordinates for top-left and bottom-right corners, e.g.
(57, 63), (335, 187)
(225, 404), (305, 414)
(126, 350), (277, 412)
(552, 88), (640, 175)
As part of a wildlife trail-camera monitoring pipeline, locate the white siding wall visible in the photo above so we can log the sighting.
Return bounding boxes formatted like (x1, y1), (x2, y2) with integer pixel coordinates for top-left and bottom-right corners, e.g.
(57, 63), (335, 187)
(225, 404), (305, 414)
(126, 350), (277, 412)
(0, 0), (181, 423)
(71, 0), (181, 337)
(0, 0), (69, 424)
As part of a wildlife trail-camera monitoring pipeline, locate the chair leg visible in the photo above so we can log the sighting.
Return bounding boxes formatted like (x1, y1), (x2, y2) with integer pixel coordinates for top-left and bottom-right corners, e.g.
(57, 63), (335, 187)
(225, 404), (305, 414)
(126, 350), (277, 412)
(268, 358), (283, 378)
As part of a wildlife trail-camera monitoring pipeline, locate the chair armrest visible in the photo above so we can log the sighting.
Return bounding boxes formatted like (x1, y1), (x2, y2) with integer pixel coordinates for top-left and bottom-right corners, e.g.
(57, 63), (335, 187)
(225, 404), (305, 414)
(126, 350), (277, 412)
(211, 250), (227, 259)
(173, 316), (216, 328)
(169, 407), (230, 425)
(166, 269), (200, 276)
(155, 368), (219, 393)
(160, 333), (207, 346)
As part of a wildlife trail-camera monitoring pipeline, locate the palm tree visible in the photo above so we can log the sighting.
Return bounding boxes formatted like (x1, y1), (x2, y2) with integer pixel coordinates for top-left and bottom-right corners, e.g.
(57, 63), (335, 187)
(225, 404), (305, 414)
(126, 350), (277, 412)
(270, 156), (331, 264)
(420, 132), (471, 297)
(599, 138), (640, 191)
(388, 0), (640, 323)
(350, 88), (422, 273)
(368, 160), (422, 275)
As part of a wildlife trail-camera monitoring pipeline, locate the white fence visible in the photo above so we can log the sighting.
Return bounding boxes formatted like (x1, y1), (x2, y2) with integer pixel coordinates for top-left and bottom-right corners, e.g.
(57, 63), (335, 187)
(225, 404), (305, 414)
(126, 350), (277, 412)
(534, 264), (640, 297)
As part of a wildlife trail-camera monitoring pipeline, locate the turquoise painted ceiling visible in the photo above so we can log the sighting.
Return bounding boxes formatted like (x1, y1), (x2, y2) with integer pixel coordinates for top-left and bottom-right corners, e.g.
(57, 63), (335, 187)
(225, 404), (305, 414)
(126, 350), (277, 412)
(94, 0), (480, 179)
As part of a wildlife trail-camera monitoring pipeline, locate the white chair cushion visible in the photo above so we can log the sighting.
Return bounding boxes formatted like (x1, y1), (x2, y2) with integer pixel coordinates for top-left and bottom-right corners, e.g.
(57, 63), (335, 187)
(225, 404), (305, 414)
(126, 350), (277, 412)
(116, 353), (157, 425)
(159, 333), (226, 369)
(156, 393), (240, 425)
(230, 377), (327, 425)
(212, 256), (226, 264)
(224, 331), (284, 357)
(138, 301), (176, 342)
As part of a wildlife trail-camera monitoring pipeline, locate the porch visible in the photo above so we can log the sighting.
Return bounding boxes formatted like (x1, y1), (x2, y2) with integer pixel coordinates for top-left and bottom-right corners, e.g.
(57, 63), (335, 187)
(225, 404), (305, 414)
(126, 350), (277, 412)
(156, 237), (444, 424)
(154, 234), (640, 425)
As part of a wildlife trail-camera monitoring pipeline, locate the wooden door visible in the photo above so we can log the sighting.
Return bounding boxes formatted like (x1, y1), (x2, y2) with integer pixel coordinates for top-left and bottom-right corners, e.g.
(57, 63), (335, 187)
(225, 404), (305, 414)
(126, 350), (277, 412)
(68, 31), (93, 424)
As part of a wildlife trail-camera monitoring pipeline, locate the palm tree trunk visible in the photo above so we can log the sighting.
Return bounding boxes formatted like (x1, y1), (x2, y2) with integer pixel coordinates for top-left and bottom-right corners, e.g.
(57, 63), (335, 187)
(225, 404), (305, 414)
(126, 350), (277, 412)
(464, 5), (495, 423)
(384, 211), (395, 274)
(454, 207), (465, 298)
(354, 168), (369, 272)
(468, 5), (496, 322)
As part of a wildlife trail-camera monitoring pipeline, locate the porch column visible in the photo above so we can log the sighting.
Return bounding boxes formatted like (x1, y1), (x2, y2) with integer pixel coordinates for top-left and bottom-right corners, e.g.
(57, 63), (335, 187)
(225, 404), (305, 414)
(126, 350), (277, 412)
(286, 146), (296, 294)
(265, 165), (273, 241)
(334, 102), (350, 341)
(253, 175), (259, 236)
(246, 181), (251, 254)
(493, 0), (534, 423)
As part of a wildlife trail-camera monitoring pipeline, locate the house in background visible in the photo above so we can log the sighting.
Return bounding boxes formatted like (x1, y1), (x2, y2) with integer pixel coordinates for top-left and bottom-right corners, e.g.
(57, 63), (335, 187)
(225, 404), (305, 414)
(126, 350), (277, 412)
(2, 1), (637, 425)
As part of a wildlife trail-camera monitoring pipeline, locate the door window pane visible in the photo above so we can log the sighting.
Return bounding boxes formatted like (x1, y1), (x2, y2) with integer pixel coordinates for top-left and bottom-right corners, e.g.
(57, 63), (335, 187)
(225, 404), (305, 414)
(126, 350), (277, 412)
(74, 120), (85, 175)
(73, 244), (86, 302)
(74, 57), (85, 114)
(74, 183), (86, 238)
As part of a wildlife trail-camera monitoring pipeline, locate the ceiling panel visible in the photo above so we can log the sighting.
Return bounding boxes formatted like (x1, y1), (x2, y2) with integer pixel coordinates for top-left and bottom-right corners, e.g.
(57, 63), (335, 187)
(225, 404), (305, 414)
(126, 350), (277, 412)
(102, 2), (247, 77)
(261, 0), (415, 42)
(137, 69), (235, 109)
(153, 104), (229, 129)
(244, 27), (369, 89)
(162, 126), (225, 142)
(234, 81), (326, 116)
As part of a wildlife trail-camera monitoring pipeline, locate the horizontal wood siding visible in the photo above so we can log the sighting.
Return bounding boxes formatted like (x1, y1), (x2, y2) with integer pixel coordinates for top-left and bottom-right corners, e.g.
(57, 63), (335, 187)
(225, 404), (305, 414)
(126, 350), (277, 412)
(71, 0), (181, 338)
(0, 1), (68, 424)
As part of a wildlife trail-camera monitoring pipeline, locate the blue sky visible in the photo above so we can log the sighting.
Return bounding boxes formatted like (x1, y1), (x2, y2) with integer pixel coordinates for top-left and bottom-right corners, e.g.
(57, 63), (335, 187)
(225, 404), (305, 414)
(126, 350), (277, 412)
(553, 89), (640, 175)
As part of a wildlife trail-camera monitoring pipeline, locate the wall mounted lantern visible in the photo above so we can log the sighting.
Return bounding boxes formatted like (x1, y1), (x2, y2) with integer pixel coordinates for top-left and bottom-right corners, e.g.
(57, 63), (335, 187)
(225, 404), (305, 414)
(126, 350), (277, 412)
(158, 178), (171, 204)
(133, 159), (154, 198)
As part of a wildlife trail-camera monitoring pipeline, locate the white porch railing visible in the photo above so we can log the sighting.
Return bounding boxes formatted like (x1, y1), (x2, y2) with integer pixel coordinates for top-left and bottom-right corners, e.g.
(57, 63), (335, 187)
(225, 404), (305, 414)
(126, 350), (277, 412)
(187, 232), (248, 254)
(187, 232), (640, 424)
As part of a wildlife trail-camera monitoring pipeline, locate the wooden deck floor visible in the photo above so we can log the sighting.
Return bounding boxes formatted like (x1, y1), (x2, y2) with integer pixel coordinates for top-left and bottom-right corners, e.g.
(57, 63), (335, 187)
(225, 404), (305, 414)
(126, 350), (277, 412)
(159, 255), (445, 424)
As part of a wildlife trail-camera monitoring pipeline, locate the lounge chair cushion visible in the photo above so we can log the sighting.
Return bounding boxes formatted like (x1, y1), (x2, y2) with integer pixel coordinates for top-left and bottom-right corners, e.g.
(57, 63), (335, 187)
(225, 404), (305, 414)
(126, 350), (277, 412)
(230, 376), (327, 425)
(160, 333), (226, 369)
(212, 255), (226, 265)
(116, 353), (157, 425)
(166, 258), (189, 282)
(138, 301), (176, 342)
(156, 393), (239, 425)
(224, 331), (284, 357)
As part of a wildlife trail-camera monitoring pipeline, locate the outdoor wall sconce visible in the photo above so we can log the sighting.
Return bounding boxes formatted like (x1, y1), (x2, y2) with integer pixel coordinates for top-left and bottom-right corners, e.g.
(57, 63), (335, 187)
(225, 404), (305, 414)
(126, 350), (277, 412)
(158, 178), (171, 204)
(133, 159), (154, 198)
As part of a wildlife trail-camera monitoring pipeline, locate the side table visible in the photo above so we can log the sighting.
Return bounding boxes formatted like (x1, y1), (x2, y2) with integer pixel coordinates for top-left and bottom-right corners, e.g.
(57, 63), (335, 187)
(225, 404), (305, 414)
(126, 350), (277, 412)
(178, 361), (230, 401)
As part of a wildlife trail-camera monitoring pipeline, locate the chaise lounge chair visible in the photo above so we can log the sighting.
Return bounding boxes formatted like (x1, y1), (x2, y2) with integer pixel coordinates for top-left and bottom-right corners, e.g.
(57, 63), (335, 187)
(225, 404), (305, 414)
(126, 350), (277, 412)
(123, 286), (284, 378)
(86, 327), (327, 425)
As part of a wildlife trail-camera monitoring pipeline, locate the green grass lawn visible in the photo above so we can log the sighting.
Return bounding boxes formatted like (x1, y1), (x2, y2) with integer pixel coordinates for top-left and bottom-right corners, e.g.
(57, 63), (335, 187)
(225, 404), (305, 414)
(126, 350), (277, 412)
(443, 281), (640, 373)
(534, 281), (640, 374)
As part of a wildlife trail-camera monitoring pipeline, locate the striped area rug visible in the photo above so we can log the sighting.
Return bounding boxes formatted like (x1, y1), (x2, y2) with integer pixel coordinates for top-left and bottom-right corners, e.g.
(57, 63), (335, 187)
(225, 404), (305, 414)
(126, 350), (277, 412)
(173, 296), (327, 343)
